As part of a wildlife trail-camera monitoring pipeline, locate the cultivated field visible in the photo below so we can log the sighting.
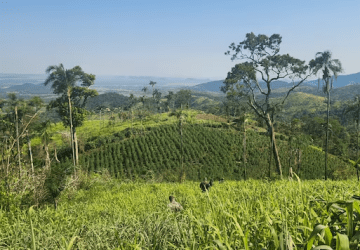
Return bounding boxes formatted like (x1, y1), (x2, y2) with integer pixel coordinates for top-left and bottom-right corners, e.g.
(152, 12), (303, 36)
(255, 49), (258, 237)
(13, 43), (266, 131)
(1, 176), (359, 249)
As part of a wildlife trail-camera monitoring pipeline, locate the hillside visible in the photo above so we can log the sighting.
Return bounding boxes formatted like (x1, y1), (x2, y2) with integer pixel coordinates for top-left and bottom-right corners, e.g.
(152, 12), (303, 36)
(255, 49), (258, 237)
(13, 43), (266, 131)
(74, 122), (354, 181)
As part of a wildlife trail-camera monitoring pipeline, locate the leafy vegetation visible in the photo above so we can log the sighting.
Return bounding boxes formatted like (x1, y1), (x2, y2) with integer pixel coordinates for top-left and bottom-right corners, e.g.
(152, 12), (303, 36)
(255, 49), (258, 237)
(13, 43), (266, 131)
(1, 178), (360, 249)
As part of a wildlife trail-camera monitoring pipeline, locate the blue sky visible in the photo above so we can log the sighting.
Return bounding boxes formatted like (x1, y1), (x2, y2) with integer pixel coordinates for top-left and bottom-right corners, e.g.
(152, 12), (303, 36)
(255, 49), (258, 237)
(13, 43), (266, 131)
(1, 0), (359, 80)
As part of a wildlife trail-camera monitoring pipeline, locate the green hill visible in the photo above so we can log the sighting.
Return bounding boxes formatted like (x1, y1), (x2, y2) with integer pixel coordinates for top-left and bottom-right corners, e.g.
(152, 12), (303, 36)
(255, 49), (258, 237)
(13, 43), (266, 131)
(74, 122), (354, 181)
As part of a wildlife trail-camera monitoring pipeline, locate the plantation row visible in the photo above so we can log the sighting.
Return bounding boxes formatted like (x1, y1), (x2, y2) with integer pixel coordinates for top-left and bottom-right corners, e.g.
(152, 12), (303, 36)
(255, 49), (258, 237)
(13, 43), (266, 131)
(77, 124), (355, 181)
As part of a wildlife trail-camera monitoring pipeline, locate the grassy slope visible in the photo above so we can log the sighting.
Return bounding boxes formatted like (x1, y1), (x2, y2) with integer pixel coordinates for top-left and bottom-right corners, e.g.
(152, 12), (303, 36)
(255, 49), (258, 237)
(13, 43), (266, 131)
(1, 179), (359, 248)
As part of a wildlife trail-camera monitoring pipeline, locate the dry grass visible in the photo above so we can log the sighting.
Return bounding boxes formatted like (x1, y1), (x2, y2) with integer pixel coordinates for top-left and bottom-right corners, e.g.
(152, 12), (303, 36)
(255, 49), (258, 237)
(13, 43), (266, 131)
(195, 113), (227, 123)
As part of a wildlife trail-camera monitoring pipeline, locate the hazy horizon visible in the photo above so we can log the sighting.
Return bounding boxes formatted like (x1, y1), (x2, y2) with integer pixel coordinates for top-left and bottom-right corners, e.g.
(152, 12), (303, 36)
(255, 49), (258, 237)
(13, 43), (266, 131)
(1, 0), (359, 80)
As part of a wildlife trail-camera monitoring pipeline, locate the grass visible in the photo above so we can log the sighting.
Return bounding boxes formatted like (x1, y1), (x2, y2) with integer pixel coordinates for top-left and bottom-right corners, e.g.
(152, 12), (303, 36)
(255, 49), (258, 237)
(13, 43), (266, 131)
(1, 177), (360, 249)
(30, 109), (225, 149)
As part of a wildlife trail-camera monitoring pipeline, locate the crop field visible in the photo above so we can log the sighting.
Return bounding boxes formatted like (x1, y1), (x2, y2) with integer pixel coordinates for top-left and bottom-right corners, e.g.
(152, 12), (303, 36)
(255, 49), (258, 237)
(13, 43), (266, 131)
(1, 177), (360, 249)
(78, 123), (354, 181)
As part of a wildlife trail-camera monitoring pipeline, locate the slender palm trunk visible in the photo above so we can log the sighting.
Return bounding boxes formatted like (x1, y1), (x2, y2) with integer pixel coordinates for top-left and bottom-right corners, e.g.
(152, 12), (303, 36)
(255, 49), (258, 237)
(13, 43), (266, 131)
(325, 88), (330, 180)
(15, 106), (21, 177)
(67, 89), (76, 168)
(74, 128), (79, 165)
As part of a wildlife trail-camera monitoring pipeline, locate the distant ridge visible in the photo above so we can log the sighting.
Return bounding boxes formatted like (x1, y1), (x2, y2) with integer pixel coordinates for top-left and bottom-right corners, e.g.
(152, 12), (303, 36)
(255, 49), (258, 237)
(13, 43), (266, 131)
(189, 72), (360, 93)
(0, 82), (53, 94)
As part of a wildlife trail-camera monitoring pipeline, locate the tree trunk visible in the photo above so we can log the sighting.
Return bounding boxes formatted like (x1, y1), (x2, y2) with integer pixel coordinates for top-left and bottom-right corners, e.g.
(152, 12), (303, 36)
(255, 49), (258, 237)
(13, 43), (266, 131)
(27, 131), (34, 180)
(15, 106), (21, 178)
(54, 144), (60, 163)
(180, 118), (184, 177)
(73, 128), (79, 166)
(53, 198), (58, 210)
(269, 134), (273, 178)
(357, 120), (359, 181)
(267, 114), (282, 178)
(67, 89), (76, 167)
(243, 114), (247, 180)
(297, 149), (302, 174)
(325, 90), (330, 180)
(44, 143), (50, 170)
(288, 137), (292, 172)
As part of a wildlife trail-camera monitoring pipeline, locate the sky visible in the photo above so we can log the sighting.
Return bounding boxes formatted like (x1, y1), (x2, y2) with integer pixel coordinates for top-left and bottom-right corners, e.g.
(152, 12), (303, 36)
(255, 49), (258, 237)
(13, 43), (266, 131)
(1, 0), (359, 80)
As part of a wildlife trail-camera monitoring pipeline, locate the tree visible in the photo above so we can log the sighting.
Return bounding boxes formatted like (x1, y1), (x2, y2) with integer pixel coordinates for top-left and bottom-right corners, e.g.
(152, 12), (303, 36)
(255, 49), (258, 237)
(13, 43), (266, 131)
(141, 86), (149, 110)
(149, 81), (157, 95)
(343, 94), (360, 181)
(165, 91), (175, 111)
(174, 90), (192, 109)
(26, 96), (44, 178)
(169, 109), (188, 182)
(222, 32), (315, 178)
(44, 64), (98, 168)
(4, 93), (29, 177)
(153, 89), (162, 112)
(309, 50), (343, 180)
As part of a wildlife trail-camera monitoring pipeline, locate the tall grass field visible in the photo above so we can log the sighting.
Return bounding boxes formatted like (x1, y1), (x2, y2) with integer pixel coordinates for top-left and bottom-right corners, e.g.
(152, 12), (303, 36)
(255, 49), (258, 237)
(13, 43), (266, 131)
(1, 176), (360, 249)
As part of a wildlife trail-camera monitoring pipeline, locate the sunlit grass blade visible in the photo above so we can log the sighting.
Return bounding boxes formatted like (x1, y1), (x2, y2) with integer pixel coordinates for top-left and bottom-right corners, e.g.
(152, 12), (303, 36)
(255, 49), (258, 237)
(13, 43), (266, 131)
(336, 233), (349, 250)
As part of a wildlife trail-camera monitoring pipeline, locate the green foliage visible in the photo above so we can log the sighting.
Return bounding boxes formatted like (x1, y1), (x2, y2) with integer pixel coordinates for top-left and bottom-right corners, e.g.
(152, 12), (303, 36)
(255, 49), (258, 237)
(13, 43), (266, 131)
(44, 159), (74, 208)
(1, 179), (360, 248)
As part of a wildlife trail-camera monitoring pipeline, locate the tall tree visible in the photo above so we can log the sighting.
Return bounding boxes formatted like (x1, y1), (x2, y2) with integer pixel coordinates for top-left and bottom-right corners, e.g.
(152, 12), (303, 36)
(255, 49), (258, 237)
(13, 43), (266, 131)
(309, 50), (343, 180)
(165, 91), (175, 111)
(44, 64), (98, 167)
(149, 81), (157, 96)
(141, 86), (149, 110)
(153, 89), (162, 112)
(222, 32), (315, 178)
(174, 89), (192, 109)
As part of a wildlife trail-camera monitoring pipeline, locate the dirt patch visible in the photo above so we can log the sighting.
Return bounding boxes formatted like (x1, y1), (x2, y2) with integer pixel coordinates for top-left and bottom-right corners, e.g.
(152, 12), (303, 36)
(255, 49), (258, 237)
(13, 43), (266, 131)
(196, 114), (227, 123)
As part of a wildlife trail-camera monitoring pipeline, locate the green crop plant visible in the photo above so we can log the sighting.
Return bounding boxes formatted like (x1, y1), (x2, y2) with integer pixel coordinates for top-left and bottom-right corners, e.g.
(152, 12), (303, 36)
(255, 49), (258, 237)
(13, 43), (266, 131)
(2, 178), (360, 248)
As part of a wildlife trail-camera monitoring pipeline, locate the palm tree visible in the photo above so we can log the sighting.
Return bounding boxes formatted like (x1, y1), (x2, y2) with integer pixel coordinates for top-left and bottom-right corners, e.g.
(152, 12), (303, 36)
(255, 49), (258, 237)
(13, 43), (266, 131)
(149, 81), (157, 94)
(343, 95), (360, 181)
(44, 64), (95, 167)
(309, 51), (343, 180)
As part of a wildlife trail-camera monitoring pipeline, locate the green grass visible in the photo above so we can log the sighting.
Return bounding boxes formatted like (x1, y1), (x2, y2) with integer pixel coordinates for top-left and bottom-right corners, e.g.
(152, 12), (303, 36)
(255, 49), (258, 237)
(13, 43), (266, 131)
(1, 178), (360, 249)
(30, 109), (223, 149)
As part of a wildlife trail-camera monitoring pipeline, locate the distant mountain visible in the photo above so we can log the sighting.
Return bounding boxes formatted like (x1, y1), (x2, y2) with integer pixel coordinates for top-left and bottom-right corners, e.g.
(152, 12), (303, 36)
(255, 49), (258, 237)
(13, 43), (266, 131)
(0, 82), (53, 94)
(189, 72), (360, 93)
(189, 80), (295, 92)
(0, 73), (210, 91)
